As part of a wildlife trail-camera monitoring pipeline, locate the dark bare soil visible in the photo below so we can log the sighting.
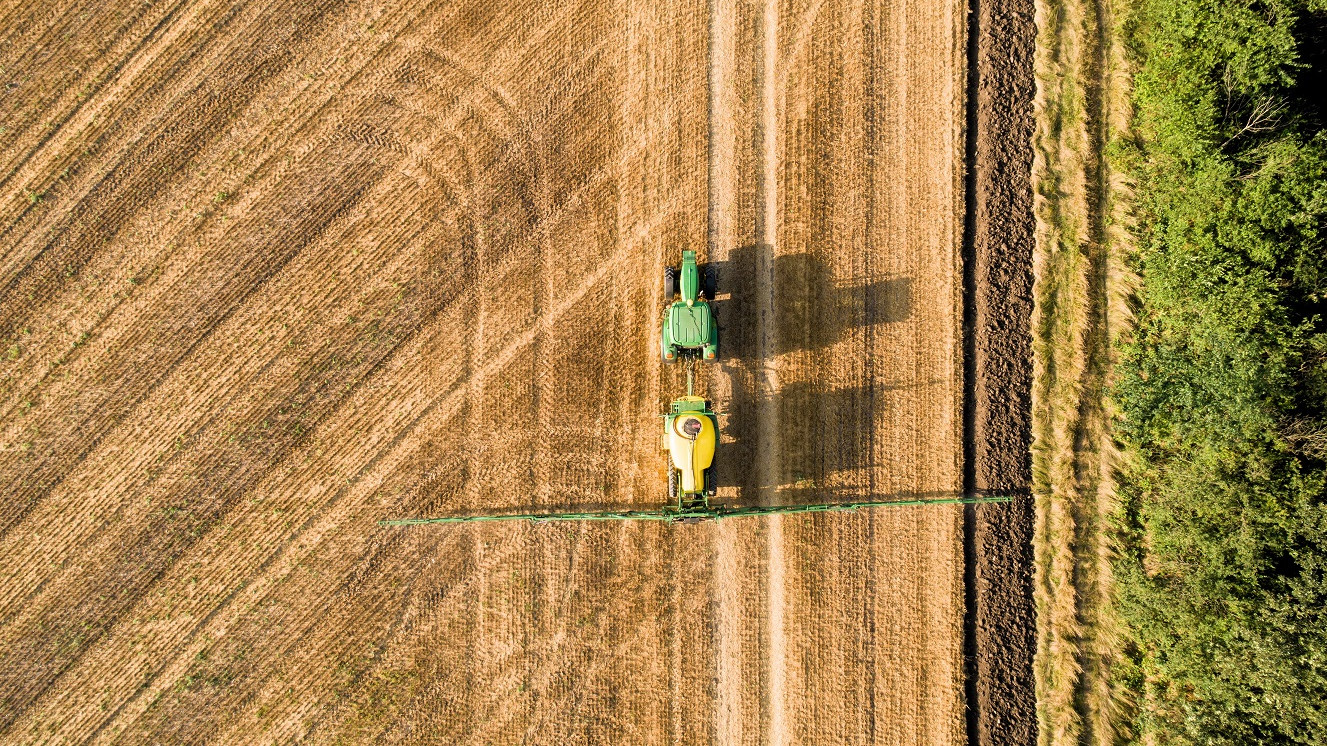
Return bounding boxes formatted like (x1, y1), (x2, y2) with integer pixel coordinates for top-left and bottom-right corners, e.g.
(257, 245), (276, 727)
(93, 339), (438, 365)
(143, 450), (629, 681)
(966, 0), (1038, 743)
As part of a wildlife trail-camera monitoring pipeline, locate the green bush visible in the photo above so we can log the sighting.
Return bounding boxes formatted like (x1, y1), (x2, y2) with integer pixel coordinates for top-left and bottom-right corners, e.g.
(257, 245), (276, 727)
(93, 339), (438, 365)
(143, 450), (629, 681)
(1115, 0), (1327, 743)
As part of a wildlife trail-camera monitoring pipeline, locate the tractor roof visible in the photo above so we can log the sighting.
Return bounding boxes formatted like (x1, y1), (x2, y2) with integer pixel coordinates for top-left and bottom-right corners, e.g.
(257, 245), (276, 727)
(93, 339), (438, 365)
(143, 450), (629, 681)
(666, 301), (713, 348)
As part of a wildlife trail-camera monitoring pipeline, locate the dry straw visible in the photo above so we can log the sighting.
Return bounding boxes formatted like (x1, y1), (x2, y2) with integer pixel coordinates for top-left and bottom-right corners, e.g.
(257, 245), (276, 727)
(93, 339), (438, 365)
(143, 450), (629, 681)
(1030, 0), (1136, 742)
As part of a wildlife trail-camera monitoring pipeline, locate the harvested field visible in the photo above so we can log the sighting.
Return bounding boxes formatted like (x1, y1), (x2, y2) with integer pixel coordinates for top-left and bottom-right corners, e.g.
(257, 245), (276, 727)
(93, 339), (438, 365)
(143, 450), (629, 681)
(0, 0), (1029, 742)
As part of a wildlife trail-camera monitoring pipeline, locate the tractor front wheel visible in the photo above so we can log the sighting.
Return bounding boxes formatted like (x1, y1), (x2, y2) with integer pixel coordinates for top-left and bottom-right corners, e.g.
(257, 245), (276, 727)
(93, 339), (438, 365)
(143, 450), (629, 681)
(703, 266), (717, 300)
(663, 266), (678, 300)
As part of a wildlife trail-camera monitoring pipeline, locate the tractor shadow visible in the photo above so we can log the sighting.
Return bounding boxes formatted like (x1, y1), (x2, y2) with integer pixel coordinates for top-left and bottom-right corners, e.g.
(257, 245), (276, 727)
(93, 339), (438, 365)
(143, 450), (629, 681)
(704, 244), (918, 503)
(707, 244), (912, 359)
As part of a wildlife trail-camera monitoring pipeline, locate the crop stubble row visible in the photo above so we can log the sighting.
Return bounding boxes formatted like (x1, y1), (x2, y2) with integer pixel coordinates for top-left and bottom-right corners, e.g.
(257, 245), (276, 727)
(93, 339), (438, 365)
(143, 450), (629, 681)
(0, 0), (970, 742)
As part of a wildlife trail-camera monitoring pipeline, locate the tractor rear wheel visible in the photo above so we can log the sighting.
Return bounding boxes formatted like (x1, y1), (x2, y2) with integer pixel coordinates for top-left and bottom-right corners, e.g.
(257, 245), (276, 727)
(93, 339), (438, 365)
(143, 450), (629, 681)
(703, 266), (717, 300)
(663, 266), (677, 300)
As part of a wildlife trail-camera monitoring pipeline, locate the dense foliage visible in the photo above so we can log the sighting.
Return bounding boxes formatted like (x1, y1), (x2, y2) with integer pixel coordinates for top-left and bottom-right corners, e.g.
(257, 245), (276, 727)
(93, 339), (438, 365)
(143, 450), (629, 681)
(1114, 0), (1327, 742)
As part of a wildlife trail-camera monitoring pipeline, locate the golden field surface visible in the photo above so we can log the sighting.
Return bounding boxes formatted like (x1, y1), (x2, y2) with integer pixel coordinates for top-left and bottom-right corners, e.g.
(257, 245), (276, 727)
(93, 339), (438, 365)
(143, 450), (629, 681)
(0, 0), (967, 742)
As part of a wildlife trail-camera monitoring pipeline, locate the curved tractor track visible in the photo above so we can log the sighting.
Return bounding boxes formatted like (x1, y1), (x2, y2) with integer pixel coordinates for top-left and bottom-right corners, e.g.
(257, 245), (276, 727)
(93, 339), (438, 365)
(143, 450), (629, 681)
(0, 0), (1032, 743)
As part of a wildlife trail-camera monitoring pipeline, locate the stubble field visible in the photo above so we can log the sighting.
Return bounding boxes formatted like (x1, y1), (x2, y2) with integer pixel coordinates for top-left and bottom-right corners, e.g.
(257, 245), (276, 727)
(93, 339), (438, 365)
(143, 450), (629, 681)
(0, 0), (1001, 742)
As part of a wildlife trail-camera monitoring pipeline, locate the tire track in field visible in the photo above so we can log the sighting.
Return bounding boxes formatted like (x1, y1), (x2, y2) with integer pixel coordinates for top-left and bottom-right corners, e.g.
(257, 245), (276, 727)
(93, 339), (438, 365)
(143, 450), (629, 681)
(0, 0), (72, 56)
(0, 0), (262, 335)
(859, 0), (882, 739)
(755, 2), (789, 744)
(288, 526), (538, 743)
(756, 0), (966, 739)
(0, 0), (394, 344)
(117, 508), (446, 743)
(504, 23), (638, 728)
(266, 533), (437, 744)
(0, 0), (120, 151)
(611, 3), (710, 740)
(3, 0), (972, 740)
(704, 0), (743, 740)
(706, 0), (786, 740)
(512, 560), (665, 742)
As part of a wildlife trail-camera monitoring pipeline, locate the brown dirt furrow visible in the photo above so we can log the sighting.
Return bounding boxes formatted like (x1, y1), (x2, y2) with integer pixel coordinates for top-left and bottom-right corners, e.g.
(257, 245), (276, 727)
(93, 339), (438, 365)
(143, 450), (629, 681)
(967, 0), (1037, 743)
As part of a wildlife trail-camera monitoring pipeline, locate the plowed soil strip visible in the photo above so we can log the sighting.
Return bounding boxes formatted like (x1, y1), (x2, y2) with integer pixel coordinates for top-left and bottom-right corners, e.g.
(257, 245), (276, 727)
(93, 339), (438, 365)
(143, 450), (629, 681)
(966, 0), (1038, 742)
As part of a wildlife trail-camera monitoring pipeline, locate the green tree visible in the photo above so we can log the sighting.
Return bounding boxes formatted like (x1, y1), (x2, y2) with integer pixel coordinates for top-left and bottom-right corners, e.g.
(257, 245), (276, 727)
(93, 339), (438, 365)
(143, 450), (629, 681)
(1114, 0), (1327, 742)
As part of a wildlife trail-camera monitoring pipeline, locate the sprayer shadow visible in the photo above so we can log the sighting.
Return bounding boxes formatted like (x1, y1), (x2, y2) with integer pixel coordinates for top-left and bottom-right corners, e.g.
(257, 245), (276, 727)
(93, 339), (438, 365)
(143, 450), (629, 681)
(705, 244), (916, 503)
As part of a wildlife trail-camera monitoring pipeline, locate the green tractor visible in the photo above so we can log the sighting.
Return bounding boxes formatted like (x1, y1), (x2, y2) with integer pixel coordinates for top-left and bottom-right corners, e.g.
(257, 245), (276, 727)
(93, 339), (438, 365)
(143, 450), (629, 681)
(661, 250), (718, 362)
